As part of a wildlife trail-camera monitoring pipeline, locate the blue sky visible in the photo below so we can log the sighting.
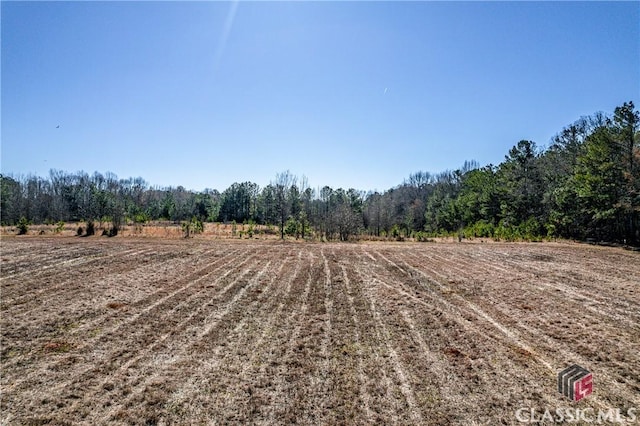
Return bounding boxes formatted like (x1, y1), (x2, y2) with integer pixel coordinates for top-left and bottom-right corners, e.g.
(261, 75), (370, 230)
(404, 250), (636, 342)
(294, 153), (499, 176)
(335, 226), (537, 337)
(2, 1), (638, 192)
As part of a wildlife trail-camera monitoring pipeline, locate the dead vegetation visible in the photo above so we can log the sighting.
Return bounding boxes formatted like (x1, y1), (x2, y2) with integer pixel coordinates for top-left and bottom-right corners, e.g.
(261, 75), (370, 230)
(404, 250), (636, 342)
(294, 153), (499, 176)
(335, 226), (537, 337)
(1, 237), (638, 424)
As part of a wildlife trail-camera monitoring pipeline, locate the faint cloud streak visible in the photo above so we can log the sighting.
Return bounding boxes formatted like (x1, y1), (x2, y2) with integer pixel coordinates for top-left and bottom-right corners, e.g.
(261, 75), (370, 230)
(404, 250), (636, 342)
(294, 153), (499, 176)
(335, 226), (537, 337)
(213, 0), (239, 77)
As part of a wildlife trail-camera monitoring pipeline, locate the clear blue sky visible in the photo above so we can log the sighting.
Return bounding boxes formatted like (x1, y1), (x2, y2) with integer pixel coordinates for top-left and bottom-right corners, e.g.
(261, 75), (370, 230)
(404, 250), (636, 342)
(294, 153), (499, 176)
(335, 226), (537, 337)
(2, 1), (638, 192)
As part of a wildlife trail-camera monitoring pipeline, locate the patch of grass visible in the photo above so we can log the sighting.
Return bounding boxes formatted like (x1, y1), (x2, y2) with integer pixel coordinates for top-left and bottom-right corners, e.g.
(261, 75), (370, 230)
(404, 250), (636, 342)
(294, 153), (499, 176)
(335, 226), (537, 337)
(1, 347), (21, 361)
(88, 328), (102, 338)
(56, 322), (79, 333)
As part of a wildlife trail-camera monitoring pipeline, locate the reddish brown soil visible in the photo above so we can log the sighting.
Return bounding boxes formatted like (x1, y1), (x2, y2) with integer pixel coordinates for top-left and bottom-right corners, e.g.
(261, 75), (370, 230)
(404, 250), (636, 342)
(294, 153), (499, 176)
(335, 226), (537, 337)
(1, 237), (638, 425)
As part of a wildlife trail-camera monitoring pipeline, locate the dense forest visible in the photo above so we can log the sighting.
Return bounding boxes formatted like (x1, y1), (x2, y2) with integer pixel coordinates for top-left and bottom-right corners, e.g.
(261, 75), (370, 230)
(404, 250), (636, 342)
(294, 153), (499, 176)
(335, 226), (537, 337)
(2, 102), (638, 244)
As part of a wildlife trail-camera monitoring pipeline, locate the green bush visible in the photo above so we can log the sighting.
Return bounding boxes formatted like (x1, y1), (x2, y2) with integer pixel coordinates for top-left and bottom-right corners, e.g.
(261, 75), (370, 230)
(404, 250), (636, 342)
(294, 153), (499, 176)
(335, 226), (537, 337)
(284, 217), (299, 237)
(518, 217), (543, 241)
(494, 221), (518, 242)
(182, 217), (204, 238)
(17, 217), (30, 235)
(464, 220), (495, 239)
(390, 224), (403, 241)
(413, 231), (433, 242)
(247, 220), (255, 238)
(54, 221), (65, 233)
(133, 212), (150, 224)
(493, 218), (543, 242)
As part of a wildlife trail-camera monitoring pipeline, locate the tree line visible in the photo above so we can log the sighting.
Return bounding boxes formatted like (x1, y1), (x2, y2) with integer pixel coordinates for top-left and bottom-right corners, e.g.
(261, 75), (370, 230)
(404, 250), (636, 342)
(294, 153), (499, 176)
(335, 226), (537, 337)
(2, 101), (638, 244)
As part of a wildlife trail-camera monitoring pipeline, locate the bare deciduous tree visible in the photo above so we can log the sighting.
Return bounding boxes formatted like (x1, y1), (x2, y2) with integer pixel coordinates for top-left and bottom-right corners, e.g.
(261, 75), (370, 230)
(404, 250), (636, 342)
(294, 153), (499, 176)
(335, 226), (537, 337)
(273, 171), (296, 240)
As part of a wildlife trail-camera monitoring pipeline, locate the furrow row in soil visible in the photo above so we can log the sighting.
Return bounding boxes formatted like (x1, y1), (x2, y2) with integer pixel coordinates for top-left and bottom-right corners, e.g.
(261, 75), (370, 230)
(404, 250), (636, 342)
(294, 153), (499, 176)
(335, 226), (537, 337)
(90, 253), (282, 424)
(1, 246), (258, 418)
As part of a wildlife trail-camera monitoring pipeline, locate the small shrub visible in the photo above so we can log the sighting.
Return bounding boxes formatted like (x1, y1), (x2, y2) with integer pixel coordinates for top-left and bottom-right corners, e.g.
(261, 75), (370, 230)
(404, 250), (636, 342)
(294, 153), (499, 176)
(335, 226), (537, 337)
(414, 231), (433, 242)
(387, 224), (409, 241)
(182, 217), (204, 238)
(284, 217), (299, 237)
(464, 220), (495, 239)
(192, 217), (204, 234)
(16, 217), (30, 235)
(390, 224), (401, 240)
(86, 220), (95, 236)
(77, 226), (84, 236)
(54, 221), (65, 233)
(493, 218), (543, 242)
(133, 213), (150, 224)
(518, 217), (543, 241)
(495, 221), (523, 242)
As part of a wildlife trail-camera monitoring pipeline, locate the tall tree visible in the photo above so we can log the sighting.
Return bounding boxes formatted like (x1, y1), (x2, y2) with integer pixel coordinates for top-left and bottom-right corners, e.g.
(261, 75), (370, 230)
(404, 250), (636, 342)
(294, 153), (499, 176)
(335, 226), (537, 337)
(497, 140), (543, 228)
(319, 186), (333, 239)
(456, 165), (499, 226)
(298, 176), (313, 239)
(273, 171), (296, 239)
(612, 101), (640, 243)
(424, 171), (461, 233)
(0, 175), (22, 225)
(572, 125), (626, 240)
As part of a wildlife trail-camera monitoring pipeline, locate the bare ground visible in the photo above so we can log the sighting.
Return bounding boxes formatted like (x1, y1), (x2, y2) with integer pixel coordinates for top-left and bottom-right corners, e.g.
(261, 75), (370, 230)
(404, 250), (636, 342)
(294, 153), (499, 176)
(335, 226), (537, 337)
(1, 237), (638, 425)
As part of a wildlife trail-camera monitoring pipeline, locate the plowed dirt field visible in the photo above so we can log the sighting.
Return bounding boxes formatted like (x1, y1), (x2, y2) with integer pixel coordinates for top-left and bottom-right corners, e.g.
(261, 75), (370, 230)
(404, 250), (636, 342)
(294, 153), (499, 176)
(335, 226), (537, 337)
(1, 237), (638, 425)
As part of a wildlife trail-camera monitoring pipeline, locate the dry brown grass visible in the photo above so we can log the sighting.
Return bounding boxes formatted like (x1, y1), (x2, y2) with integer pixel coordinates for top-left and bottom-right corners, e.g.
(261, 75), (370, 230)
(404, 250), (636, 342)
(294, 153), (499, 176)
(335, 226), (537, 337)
(1, 237), (638, 424)
(0, 221), (281, 240)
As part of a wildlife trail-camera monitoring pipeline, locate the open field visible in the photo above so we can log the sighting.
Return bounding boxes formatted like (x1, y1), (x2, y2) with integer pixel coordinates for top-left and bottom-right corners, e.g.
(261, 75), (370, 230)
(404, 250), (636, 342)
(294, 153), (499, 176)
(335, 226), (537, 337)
(1, 237), (639, 425)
